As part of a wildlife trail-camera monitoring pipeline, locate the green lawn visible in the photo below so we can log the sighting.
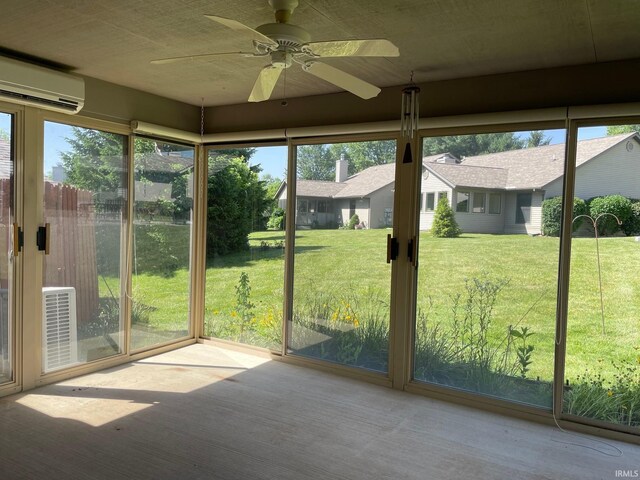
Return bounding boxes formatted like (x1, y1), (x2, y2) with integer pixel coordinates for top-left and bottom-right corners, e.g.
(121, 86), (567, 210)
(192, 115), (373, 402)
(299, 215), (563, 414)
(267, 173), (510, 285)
(106, 229), (640, 387)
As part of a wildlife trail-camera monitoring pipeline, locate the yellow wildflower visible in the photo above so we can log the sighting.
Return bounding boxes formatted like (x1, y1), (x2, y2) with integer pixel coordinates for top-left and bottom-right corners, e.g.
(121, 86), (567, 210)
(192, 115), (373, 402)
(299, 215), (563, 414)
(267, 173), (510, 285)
(607, 390), (613, 397)
(231, 311), (238, 318)
(354, 319), (360, 327)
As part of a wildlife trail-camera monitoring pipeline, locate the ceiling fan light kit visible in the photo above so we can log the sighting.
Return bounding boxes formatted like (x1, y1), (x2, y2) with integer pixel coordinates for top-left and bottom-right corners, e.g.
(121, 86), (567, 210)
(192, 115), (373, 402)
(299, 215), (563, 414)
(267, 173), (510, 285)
(152, 0), (399, 103)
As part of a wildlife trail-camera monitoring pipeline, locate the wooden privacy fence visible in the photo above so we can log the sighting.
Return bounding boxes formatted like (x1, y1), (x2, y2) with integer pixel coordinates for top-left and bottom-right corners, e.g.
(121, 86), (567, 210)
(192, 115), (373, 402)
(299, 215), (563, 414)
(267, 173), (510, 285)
(44, 182), (99, 326)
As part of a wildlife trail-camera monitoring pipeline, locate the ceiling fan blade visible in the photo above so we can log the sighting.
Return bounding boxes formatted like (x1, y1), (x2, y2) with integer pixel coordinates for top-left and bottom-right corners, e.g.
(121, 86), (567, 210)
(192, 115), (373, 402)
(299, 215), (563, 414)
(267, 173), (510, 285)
(303, 62), (381, 99)
(151, 51), (253, 65)
(249, 66), (283, 102)
(305, 39), (399, 57)
(205, 15), (278, 47)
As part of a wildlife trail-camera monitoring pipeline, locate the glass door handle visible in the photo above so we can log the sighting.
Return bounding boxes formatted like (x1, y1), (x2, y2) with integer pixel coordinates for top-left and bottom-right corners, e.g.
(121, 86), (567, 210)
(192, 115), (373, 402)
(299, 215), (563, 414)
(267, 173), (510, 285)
(12, 223), (23, 256)
(36, 223), (50, 254)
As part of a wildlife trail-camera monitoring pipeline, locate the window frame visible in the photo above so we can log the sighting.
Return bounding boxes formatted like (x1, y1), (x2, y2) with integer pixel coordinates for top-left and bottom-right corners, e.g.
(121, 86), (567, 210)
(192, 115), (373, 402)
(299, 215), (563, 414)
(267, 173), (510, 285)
(456, 191), (470, 213)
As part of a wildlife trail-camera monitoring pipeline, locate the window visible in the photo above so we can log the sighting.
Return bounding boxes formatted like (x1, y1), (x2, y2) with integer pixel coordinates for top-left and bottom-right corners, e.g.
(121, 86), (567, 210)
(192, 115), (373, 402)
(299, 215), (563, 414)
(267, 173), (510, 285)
(317, 200), (329, 213)
(438, 191), (448, 203)
(0, 112), (13, 384)
(43, 122), (127, 371)
(205, 145), (286, 351)
(298, 199), (309, 214)
(131, 138), (194, 351)
(426, 193), (435, 211)
(489, 193), (501, 214)
(515, 193), (532, 224)
(418, 128), (566, 409)
(472, 192), (485, 213)
(291, 138), (396, 373)
(456, 191), (469, 212)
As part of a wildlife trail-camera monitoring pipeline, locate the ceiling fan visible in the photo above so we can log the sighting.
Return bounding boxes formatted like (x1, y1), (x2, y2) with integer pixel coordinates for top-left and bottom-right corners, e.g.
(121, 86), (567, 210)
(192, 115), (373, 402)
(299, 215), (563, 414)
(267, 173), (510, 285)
(151, 0), (399, 102)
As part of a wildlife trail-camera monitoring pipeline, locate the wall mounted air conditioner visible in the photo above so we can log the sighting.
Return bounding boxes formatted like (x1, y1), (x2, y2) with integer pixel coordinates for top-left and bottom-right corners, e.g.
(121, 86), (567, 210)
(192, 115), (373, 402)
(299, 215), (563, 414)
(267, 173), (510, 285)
(0, 56), (84, 114)
(42, 286), (78, 372)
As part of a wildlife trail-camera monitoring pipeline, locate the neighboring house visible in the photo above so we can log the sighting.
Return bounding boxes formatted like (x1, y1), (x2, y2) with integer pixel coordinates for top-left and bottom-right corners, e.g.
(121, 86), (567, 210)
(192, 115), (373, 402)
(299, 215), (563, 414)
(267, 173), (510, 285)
(275, 133), (640, 233)
(421, 132), (640, 234)
(276, 157), (396, 229)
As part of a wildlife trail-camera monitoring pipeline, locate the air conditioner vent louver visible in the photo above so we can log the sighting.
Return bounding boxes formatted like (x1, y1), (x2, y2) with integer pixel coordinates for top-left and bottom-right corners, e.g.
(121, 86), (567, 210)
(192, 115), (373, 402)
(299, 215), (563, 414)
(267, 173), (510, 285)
(0, 89), (79, 111)
(42, 287), (78, 372)
(0, 56), (84, 115)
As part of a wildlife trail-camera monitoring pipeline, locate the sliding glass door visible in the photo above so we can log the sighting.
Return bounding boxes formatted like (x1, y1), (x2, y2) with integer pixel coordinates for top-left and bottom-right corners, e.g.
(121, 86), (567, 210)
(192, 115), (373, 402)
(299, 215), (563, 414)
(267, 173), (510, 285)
(563, 123), (640, 430)
(42, 121), (127, 372)
(413, 128), (566, 407)
(289, 138), (396, 373)
(0, 111), (14, 385)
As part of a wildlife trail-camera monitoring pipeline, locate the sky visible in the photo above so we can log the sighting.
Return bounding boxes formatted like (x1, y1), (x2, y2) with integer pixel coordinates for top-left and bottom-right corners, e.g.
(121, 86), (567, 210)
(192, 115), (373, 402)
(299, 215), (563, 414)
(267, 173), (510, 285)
(0, 114), (609, 179)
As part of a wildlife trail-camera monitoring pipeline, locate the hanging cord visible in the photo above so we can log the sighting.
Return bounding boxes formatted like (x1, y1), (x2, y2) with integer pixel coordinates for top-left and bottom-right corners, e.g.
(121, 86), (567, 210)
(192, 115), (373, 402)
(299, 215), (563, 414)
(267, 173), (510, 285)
(200, 98), (205, 140)
(550, 388), (623, 457)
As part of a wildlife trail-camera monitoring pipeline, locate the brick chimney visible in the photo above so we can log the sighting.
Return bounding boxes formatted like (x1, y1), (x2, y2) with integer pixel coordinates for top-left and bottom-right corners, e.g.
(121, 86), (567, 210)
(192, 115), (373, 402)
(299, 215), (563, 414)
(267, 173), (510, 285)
(336, 153), (348, 182)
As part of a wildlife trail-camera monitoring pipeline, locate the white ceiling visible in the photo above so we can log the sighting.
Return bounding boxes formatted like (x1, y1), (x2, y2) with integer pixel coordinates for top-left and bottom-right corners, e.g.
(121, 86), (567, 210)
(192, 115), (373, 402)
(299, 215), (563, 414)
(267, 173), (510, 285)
(1, 0), (639, 107)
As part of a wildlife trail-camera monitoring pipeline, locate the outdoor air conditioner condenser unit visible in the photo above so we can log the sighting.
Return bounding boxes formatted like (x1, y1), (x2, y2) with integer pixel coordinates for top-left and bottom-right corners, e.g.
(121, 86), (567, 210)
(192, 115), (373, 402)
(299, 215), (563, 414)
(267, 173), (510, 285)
(42, 286), (78, 372)
(0, 56), (84, 114)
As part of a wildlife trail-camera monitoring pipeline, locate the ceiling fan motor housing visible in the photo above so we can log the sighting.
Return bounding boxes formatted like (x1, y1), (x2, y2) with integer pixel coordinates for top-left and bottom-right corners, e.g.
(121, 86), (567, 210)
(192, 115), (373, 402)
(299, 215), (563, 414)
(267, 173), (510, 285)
(256, 22), (311, 49)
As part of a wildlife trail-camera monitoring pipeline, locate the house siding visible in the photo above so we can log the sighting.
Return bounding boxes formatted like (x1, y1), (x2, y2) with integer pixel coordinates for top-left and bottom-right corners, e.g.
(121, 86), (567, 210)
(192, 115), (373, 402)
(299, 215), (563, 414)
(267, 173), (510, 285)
(545, 140), (640, 200)
(419, 171), (452, 231)
(369, 183), (395, 228)
(452, 189), (506, 234)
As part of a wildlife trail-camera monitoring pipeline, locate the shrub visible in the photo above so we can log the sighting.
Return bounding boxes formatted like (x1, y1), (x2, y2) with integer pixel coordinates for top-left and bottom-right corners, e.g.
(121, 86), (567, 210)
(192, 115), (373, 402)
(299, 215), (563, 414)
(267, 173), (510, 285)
(541, 196), (588, 236)
(267, 207), (285, 230)
(622, 202), (640, 236)
(431, 199), (461, 238)
(588, 195), (632, 235)
(347, 214), (360, 230)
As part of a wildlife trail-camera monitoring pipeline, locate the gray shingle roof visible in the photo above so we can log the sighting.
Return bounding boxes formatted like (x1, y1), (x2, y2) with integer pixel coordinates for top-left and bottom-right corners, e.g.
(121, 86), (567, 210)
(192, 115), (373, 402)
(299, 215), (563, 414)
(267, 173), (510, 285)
(427, 163), (508, 189)
(296, 179), (347, 198)
(334, 162), (395, 198)
(431, 133), (638, 190)
(288, 133), (639, 199)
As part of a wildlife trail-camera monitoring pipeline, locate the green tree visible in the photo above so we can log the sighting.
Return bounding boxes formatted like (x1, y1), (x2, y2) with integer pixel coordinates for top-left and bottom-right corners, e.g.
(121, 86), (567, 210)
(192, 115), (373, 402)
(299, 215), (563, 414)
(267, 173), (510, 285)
(296, 144), (334, 180)
(423, 132), (525, 159)
(329, 140), (396, 174)
(606, 125), (640, 135)
(61, 127), (127, 192)
(207, 155), (270, 256)
(526, 130), (552, 147)
(431, 200), (461, 238)
(0, 128), (9, 141)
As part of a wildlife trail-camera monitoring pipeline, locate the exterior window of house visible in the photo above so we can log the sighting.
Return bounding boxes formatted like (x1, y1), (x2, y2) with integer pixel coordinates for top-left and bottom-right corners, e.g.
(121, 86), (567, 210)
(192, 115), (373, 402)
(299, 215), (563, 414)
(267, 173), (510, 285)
(489, 193), (501, 214)
(426, 193), (435, 211)
(438, 191), (448, 203)
(298, 199), (308, 213)
(456, 191), (469, 212)
(349, 199), (356, 219)
(515, 193), (532, 224)
(317, 200), (329, 213)
(472, 192), (486, 213)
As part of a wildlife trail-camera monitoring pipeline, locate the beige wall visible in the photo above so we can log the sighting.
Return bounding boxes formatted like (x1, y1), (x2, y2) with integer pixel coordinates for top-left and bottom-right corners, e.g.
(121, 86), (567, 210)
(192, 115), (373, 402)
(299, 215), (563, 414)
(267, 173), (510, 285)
(204, 59), (640, 134)
(81, 76), (200, 130)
